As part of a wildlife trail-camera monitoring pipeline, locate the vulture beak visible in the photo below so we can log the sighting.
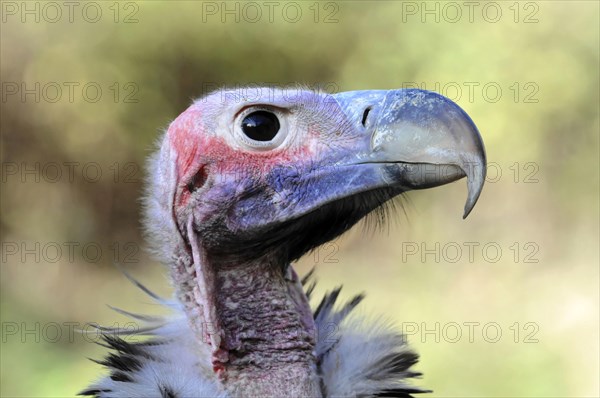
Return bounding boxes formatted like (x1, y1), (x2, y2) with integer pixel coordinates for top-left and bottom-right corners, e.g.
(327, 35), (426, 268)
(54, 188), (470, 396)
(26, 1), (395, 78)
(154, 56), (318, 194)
(333, 89), (487, 218)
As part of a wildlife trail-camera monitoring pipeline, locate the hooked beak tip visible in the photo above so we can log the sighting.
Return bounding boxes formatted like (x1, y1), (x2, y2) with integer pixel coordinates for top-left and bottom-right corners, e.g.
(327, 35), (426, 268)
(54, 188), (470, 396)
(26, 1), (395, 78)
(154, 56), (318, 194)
(461, 157), (486, 219)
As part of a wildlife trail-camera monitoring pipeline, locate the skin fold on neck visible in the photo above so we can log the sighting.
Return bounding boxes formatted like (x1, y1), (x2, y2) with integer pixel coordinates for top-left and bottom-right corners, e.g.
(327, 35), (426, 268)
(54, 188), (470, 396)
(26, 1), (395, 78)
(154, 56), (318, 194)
(172, 234), (322, 397)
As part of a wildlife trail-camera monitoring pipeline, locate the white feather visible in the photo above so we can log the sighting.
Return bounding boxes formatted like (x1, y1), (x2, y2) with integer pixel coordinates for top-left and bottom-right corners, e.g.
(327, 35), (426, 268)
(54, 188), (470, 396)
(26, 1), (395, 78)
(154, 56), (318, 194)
(83, 297), (422, 398)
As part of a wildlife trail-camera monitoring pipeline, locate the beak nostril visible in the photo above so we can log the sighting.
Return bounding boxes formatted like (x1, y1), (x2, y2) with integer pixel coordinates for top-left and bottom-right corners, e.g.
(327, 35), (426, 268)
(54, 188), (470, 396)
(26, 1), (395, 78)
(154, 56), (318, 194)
(361, 107), (372, 127)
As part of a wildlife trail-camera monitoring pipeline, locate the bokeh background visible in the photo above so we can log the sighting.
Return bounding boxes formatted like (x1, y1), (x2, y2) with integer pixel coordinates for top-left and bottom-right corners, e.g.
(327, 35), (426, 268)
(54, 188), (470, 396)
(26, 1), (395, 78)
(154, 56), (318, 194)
(1, 1), (598, 397)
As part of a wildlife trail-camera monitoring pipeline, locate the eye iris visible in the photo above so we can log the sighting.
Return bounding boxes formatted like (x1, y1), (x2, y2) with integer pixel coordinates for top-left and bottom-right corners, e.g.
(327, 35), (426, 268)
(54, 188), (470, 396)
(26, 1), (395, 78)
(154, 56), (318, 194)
(241, 111), (280, 142)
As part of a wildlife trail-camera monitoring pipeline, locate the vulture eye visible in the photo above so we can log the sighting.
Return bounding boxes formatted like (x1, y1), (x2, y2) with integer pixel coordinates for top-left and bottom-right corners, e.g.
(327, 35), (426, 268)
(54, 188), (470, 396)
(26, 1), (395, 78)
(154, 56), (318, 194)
(234, 107), (289, 150)
(241, 111), (280, 142)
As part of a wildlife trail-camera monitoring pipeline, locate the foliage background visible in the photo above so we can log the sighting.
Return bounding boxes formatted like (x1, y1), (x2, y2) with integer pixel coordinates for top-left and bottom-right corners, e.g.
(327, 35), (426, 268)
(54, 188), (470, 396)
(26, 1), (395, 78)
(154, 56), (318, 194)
(1, 1), (598, 397)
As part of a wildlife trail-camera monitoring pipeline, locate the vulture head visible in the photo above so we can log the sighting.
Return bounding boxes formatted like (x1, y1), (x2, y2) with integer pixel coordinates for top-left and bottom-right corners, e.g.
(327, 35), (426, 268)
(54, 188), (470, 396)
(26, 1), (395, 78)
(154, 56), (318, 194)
(83, 87), (486, 398)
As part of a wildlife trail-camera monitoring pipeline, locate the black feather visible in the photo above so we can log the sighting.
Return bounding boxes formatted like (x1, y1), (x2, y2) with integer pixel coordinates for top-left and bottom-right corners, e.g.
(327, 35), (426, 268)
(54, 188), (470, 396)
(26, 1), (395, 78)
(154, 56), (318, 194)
(87, 334), (155, 387)
(159, 384), (178, 398)
(110, 371), (133, 383)
(310, 280), (429, 397)
(77, 388), (111, 397)
(375, 387), (431, 397)
(101, 334), (155, 361)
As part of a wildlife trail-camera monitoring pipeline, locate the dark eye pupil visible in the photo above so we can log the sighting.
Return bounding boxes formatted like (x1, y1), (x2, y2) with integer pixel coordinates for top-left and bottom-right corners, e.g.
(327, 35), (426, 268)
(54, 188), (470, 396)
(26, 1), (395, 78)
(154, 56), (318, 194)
(241, 111), (280, 142)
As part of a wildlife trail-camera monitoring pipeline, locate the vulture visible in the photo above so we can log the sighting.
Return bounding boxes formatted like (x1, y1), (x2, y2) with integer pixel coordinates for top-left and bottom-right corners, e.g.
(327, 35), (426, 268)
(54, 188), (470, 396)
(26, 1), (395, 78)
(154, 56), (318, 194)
(80, 87), (486, 398)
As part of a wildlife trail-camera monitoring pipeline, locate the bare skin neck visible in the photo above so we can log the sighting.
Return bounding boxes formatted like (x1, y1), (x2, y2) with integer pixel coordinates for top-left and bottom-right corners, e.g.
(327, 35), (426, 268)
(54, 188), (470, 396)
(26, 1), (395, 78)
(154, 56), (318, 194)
(171, 243), (322, 397)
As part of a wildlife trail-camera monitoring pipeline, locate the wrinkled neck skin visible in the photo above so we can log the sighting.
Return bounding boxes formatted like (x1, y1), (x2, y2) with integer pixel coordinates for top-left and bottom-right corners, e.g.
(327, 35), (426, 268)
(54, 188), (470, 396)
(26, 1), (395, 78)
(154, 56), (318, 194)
(170, 224), (321, 397)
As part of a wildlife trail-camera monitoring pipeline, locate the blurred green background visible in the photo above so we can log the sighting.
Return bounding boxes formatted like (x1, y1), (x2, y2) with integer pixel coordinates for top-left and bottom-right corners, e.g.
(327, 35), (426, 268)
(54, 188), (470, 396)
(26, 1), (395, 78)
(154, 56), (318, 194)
(1, 1), (598, 397)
